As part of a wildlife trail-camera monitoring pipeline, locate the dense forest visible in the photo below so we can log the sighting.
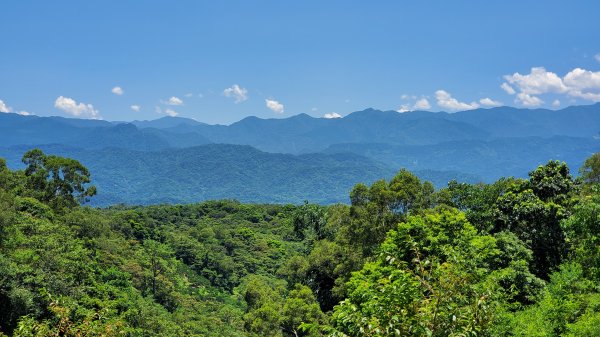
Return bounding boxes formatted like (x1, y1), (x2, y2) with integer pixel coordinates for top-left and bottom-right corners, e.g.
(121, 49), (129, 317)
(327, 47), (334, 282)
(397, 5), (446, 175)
(1, 149), (599, 336)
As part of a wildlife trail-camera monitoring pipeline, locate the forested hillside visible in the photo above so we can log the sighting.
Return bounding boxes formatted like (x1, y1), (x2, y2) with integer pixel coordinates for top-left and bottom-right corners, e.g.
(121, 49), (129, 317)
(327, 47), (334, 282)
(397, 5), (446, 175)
(0, 144), (479, 206)
(1, 150), (599, 336)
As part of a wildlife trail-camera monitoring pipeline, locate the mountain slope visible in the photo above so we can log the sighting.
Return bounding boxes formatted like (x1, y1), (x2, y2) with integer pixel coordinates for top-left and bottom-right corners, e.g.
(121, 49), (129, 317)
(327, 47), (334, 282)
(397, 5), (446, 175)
(323, 136), (599, 182)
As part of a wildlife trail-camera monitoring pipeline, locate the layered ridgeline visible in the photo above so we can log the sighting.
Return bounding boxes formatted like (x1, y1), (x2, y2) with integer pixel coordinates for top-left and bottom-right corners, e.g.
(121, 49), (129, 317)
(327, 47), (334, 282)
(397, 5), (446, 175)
(0, 104), (598, 205)
(1, 150), (599, 336)
(0, 144), (401, 205)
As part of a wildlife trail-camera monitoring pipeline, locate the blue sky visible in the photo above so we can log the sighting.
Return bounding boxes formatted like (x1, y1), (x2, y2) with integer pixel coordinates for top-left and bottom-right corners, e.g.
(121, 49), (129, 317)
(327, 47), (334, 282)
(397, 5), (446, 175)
(1, 1), (599, 124)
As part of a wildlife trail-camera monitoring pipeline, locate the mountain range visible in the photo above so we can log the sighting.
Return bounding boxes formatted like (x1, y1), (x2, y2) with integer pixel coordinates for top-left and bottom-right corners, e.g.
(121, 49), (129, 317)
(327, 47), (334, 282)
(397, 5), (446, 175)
(0, 104), (598, 205)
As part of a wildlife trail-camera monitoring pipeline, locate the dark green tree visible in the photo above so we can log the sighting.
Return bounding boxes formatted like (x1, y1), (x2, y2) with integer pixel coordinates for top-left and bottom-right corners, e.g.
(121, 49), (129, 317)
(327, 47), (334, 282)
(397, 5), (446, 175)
(22, 149), (96, 210)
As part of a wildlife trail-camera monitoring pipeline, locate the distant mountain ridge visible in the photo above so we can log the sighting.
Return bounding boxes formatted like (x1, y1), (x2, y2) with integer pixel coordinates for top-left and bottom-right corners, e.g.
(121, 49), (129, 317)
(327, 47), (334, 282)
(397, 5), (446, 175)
(0, 103), (598, 205)
(1, 143), (475, 206)
(1, 103), (598, 152)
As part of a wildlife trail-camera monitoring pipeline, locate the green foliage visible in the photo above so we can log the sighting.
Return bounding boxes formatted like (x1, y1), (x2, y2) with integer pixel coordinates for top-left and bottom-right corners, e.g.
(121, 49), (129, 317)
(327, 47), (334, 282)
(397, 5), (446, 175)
(331, 208), (512, 336)
(561, 185), (600, 281)
(21, 149), (96, 211)
(493, 161), (575, 279)
(1, 151), (599, 337)
(579, 152), (600, 185)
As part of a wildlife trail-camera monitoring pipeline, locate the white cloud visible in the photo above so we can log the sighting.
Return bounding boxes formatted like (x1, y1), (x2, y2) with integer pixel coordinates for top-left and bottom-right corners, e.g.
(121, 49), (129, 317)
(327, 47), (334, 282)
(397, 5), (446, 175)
(223, 84), (248, 103)
(552, 99), (561, 107)
(0, 99), (12, 113)
(111, 86), (124, 95)
(311, 107), (318, 112)
(18, 111), (31, 116)
(265, 99), (284, 114)
(500, 82), (516, 95)
(504, 67), (568, 95)
(400, 94), (410, 100)
(397, 105), (411, 113)
(515, 93), (543, 107)
(323, 112), (342, 119)
(479, 97), (502, 107)
(595, 53), (600, 63)
(163, 96), (183, 106)
(435, 90), (479, 111)
(397, 97), (431, 112)
(164, 108), (178, 117)
(503, 66), (600, 104)
(413, 98), (431, 110)
(563, 68), (600, 94)
(54, 96), (101, 119)
(184, 93), (193, 98)
(130, 105), (141, 112)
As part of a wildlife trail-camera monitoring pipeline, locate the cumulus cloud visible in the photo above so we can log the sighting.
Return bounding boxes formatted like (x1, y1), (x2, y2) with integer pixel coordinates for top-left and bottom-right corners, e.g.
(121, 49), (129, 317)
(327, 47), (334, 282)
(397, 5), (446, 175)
(130, 105), (141, 112)
(323, 112), (342, 119)
(435, 90), (479, 111)
(223, 84), (248, 103)
(0, 99), (12, 113)
(503, 66), (600, 104)
(563, 68), (600, 97)
(479, 97), (502, 107)
(265, 99), (284, 113)
(516, 93), (544, 107)
(504, 67), (567, 95)
(397, 97), (431, 112)
(18, 111), (31, 116)
(413, 98), (431, 110)
(500, 82), (516, 95)
(163, 96), (183, 106)
(111, 86), (124, 95)
(552, 99), (561, 107)
(54, 96), (101, 119)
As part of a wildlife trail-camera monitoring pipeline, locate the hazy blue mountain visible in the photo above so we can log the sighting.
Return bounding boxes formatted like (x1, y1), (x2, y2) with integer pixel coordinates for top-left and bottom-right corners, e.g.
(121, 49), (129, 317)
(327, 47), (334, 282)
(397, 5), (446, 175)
(2, 104), (599, 154)
(323, 136), (599, 182)
(0, 114), (170, 150)
(445, 104), (600, 138)
(129, 104), (599, 154)
(129, 116), (207, 129)
(1, 103), (597, 204)
(1, 144), (482, 206)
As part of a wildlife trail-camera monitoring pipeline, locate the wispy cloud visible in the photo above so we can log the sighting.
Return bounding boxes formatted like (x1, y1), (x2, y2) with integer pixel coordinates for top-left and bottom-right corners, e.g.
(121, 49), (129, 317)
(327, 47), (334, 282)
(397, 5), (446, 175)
(435, 90), (479, 111)
(265, 99), (284, 113)
(130, 105), (141, 112)
(323, 112), (342, 119)
(0, 99), (12, 113)
(155, 106), (178, 116)
(413, 98), (431, 110)
(164, 108), (178, 117)
(223, 84), (248, 103)
(500, 82), (516, 95)
(54, 96), (101, 119)
(398, 96), (431, 112)
(516, 93), (544, 107)
(479, 97), (502, 107)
